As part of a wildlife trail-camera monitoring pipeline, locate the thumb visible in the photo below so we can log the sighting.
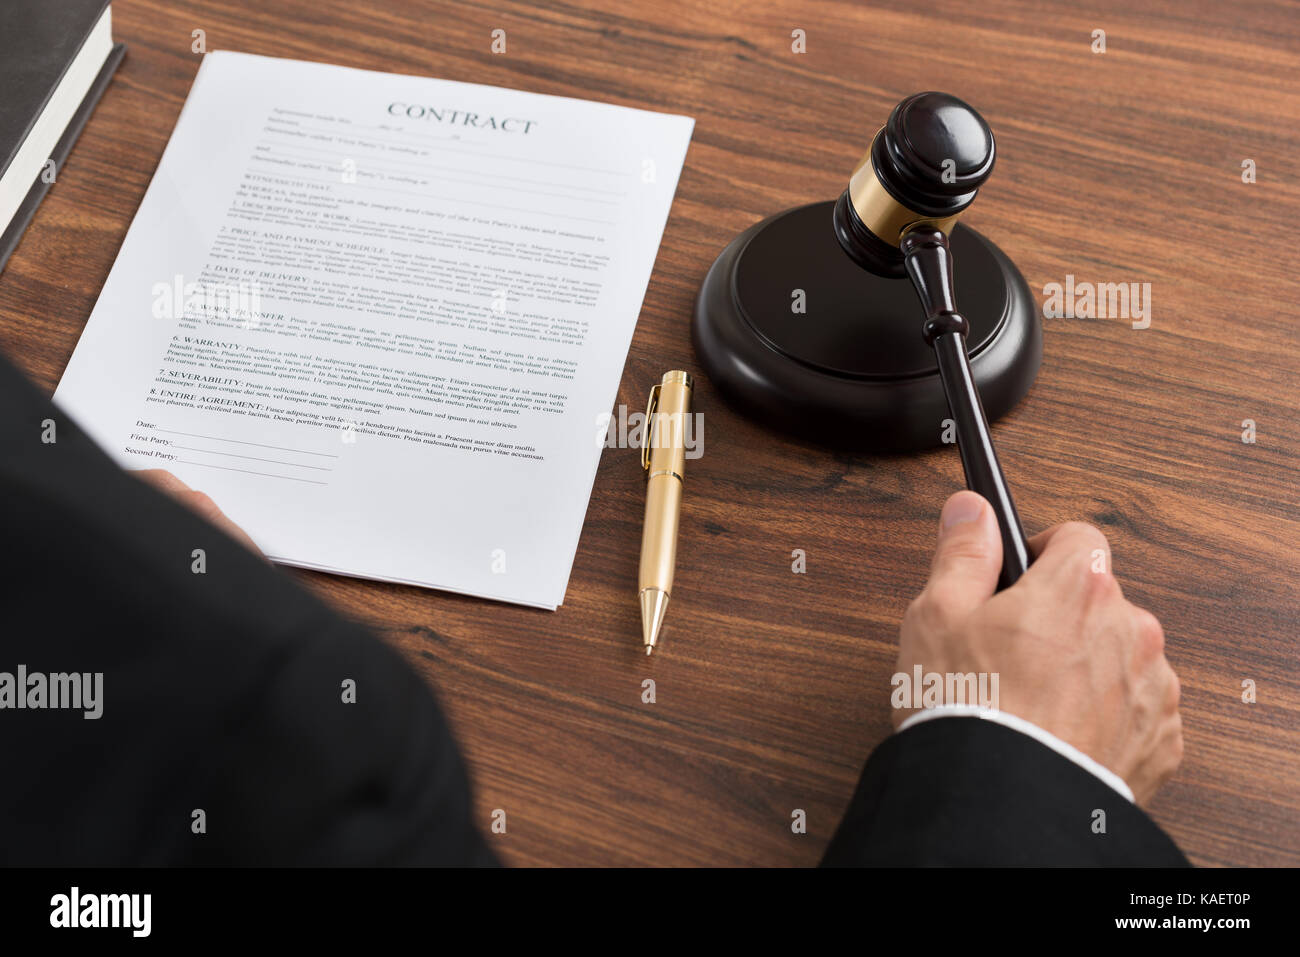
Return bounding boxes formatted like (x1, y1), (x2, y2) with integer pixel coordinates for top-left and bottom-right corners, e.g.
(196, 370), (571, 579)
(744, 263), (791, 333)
(923, 491), (1003, 617)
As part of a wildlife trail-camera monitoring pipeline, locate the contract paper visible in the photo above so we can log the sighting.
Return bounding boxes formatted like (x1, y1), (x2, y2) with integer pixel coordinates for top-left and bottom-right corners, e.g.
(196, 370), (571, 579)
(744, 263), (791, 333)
(53, 52), (694, 609)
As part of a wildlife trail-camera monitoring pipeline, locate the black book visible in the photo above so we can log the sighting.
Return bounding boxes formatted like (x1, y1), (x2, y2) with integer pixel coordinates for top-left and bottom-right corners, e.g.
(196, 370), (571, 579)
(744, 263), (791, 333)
(0, 0), (125, 276)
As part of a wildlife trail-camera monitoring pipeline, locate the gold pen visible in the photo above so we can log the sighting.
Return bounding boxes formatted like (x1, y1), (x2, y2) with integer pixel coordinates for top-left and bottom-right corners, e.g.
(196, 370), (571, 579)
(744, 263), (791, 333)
(639, 370), (694, 655)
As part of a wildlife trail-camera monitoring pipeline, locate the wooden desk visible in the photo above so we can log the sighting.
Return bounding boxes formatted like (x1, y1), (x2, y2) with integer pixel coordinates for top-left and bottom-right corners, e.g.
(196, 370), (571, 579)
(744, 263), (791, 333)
(1, 0), (1296, 866)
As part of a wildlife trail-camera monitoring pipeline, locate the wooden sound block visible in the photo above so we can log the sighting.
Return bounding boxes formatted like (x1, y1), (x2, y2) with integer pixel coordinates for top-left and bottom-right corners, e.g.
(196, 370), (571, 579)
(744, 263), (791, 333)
(692, 200), (1042, 451)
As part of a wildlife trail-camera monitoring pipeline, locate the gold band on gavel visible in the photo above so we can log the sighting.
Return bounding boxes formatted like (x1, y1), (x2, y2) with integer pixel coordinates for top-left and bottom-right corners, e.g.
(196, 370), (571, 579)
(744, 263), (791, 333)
(848, 130), (962, 247)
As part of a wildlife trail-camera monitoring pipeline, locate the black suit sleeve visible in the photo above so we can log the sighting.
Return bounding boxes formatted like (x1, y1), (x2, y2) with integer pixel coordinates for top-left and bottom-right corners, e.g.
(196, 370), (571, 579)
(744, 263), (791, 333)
(0, 355), (494, 866)
(821, 716), (1189, 866)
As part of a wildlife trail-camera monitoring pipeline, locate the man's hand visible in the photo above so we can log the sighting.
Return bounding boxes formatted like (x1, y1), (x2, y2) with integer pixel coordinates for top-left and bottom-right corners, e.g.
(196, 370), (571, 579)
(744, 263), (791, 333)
(132, 469), (262, 555)
(896, 490), (1183, 805)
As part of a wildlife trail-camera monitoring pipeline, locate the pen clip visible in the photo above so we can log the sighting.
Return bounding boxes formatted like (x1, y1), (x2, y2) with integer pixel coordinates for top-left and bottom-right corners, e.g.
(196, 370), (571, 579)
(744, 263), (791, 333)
(641, 383), (661, 471)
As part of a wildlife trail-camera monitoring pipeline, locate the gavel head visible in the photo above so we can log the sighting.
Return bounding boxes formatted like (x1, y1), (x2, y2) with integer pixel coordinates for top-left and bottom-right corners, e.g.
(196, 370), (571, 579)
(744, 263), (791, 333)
(833, 92), (996, 277)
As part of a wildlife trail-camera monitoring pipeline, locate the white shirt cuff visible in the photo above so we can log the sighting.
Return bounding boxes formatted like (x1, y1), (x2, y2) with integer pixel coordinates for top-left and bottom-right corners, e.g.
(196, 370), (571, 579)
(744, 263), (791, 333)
(895, 704), (1135, 803)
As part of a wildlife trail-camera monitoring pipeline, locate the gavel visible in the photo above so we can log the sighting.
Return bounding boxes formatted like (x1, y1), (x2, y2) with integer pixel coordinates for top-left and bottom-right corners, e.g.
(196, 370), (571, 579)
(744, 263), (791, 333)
(831, 92), (1031, 589)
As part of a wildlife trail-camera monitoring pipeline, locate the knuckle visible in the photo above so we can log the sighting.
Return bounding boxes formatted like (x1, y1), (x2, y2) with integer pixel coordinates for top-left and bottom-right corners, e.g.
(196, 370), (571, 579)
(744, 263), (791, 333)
(1060, 520), (1112, 564)
(1060, 520), (1107, 550)
(1085, 565), (1120, 599)
(189, 491), (220, 518)
(1170, 716), (1185, 766)
(902, 596), (923, 633)
(1134, 607), (1166, 653)
(1053, 522), (1115, 579)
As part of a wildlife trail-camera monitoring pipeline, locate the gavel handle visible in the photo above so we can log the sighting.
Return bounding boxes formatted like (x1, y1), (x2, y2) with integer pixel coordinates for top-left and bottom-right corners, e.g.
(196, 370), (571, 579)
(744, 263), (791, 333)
(900, 226), (1031, 590)
(931, 331), (1031, 589)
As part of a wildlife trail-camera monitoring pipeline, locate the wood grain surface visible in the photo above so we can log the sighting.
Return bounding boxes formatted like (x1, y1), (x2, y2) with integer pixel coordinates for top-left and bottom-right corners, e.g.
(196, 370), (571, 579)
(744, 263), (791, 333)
(1, 0), (1296, 867)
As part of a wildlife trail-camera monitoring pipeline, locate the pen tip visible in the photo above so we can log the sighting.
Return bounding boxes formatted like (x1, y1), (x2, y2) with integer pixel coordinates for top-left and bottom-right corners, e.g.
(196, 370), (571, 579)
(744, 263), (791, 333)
(639, 587), (669, 656)
(646, 645), (653, 656)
